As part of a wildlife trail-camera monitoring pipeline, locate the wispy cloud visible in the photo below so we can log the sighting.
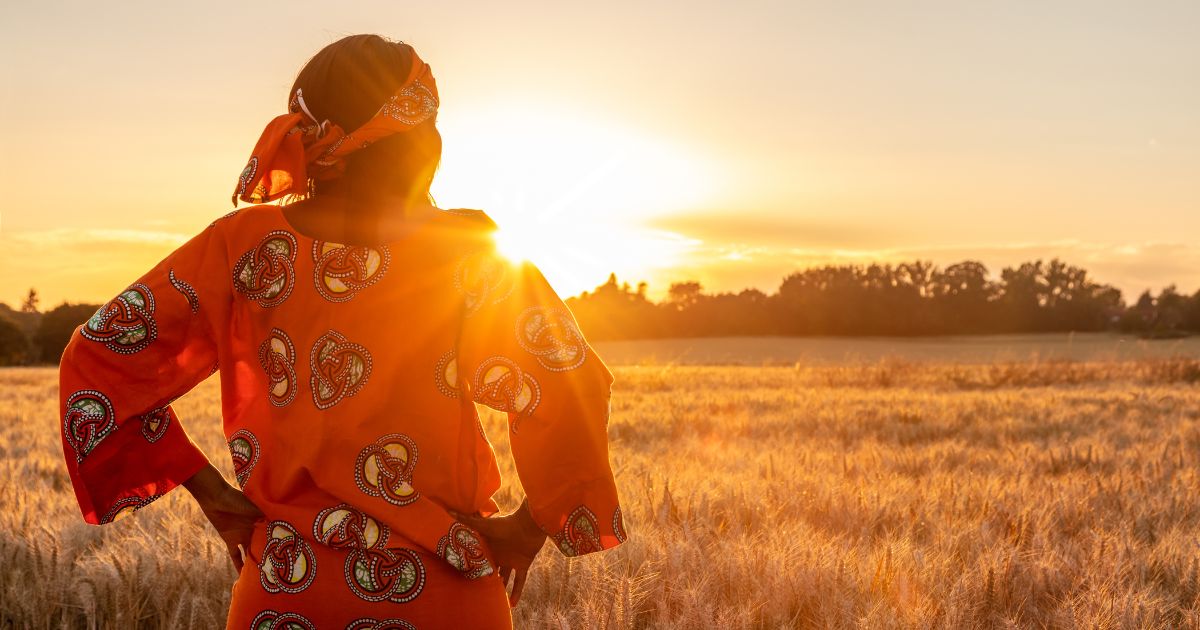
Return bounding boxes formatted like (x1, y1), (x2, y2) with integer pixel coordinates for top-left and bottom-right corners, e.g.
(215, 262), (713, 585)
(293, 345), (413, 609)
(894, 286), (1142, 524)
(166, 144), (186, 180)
(5, 228), (190, 247)
(0, 228), (190, 307)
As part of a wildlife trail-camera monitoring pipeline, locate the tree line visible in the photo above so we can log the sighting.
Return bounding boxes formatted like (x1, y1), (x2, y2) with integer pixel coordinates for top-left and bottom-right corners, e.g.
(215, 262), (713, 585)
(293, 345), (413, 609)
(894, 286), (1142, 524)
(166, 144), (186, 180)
(2, 258), (1198, 365)
(564, 259), (1200, 341)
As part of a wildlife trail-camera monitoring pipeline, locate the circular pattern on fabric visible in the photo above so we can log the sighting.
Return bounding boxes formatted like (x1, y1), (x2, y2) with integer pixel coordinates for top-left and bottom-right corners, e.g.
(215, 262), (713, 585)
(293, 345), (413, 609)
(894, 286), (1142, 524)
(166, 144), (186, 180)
(249, 609), (316, 630)
(259, 520), (317, 594)
(100, 494), (160, 524)
(81, 283), (157, 354)
(139, 405), (171, 443)
(310, 330), (372, 410)
(233, 231), (297, 308)
(345, 545), (425, 603)
(472, 356), (541, 431)
(345, 619), (418, 630)
(354, 434), (419, 507)
(433, 349), (460, 399)
(436, 522), (494, 579)
(312, 242), (390, 303)
(454, 249), (515, 317)
(515, 305), (588, 371)
(553, 506), (604, 557)
(311, 503), (426, 604)
(258, 328), (298, 407)
(63, 390), (116, 462)
(228, 429), (260, 488)
(313, 504), (390, 550)
(168, 269), (200, 314)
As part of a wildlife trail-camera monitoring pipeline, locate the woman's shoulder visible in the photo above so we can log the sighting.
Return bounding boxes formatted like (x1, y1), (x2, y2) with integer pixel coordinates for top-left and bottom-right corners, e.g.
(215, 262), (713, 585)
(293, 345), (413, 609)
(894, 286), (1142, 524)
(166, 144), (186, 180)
(207, 204), (284, 231)
(436, 207), (498, 232)
(204, 204), (299, 252)
(429, 208), (505, 255)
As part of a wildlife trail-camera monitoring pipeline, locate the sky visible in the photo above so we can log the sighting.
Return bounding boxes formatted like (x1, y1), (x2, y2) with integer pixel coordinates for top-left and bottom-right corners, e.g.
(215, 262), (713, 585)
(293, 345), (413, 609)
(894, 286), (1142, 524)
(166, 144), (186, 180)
(1, 0), (1197, 308)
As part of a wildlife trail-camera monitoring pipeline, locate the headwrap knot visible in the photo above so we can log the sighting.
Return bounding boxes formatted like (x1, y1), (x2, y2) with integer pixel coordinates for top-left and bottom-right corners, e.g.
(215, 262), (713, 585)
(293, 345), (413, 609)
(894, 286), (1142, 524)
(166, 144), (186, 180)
(233, 51), (439, 205)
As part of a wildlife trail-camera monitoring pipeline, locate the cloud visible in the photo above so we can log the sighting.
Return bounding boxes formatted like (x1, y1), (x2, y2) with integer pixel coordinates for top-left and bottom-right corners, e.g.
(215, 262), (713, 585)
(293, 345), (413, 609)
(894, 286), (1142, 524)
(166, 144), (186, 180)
(0, 228), (190, 307)
(6, 228), (190, 247)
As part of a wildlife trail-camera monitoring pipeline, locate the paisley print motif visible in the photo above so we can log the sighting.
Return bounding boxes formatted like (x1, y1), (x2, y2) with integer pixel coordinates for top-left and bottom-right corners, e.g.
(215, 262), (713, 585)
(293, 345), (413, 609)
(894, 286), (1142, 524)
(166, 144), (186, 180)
(313, 505), (426, 604)
(516, 305), (588, 371)
(100, 494), (160, 524)
(472, 356), (541, 431)
(378, 80), (438, 126)
(236, 157), (259, 202)
(139, 405), (171, 443)
(259, 328), (298, 407)
(354, 433), (419, 507)
(233, 231), (297, 307)
(433, 349), (460, 399)
(168, 269), (199, 314)
(436, 522), (494, 579)
(613, 506), (628, 543)
(228, 429), (260, 488)
(454, 249), (515, 317)
(310, 330), (372, 410)
(553, 506), (604, 557)
(249, 610), (316, 630)
(312, 242), (390, 302)
(63, 390), (116, 462)
(259, 520), (318, 594)
(81, 283), (157, 354)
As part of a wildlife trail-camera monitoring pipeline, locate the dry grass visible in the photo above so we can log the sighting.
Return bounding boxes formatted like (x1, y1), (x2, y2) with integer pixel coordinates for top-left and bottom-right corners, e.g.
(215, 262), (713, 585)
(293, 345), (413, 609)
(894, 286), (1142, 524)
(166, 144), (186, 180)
(5, 359), (1200, 628)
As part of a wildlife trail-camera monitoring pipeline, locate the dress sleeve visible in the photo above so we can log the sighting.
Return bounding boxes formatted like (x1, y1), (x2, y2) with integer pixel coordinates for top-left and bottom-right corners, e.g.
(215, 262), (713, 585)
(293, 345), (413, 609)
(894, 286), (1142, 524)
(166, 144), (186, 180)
(455, 241), (627, 557)
(59, 221), (231, 525)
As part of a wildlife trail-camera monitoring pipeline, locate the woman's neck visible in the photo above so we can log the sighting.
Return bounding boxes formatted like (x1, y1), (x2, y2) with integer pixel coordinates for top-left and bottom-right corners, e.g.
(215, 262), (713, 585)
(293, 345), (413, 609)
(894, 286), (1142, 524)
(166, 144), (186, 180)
(282, 194), (436, 246)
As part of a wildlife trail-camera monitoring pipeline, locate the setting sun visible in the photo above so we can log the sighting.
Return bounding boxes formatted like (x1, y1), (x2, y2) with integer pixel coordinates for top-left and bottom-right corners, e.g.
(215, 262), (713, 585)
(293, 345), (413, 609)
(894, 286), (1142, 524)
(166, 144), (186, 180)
(433, 100), (720, 297)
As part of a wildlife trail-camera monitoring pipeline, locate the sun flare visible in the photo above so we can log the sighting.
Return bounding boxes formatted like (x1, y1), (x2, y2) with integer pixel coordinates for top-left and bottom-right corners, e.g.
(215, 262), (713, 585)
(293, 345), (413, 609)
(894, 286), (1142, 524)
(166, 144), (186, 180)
(433, 100), (720, 297)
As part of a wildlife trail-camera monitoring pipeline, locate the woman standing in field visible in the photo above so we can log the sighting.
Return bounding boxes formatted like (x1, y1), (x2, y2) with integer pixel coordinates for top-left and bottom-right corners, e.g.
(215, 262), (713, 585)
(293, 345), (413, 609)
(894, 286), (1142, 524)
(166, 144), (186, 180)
(57, 34), (625, 629)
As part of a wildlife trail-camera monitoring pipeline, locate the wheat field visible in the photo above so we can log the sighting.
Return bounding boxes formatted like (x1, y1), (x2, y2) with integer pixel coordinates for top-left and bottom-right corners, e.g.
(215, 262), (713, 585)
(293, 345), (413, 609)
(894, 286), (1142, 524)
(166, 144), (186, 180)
(5, 359), (1200, 628)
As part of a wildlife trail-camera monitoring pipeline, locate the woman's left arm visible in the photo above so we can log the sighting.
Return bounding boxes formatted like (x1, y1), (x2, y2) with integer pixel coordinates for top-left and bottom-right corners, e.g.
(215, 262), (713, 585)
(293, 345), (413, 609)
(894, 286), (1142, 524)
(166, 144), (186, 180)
(59, 218), (235, 526)
(455, 244), (627, 557)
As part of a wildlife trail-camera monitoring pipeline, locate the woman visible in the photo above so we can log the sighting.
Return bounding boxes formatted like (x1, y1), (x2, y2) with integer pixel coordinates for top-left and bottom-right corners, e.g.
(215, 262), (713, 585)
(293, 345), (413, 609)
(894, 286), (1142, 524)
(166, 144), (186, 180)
(58, 34), (625, 629)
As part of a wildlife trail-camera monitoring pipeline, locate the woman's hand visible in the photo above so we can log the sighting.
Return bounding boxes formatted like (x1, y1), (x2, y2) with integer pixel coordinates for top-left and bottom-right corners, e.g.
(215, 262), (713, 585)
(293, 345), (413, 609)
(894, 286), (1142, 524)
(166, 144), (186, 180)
(452, 499), (547, 607)
(183, 463), (264, 573)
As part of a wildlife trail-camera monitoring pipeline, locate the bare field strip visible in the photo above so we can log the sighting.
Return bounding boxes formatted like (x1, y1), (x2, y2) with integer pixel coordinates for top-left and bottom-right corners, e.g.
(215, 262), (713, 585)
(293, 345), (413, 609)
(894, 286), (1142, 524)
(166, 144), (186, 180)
(4, 360), (1200, 628)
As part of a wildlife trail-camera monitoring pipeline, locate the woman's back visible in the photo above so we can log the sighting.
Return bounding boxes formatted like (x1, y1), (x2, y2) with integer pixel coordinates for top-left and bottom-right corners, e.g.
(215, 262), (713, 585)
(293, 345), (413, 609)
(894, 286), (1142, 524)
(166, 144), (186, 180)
(60, 202), (625, 628)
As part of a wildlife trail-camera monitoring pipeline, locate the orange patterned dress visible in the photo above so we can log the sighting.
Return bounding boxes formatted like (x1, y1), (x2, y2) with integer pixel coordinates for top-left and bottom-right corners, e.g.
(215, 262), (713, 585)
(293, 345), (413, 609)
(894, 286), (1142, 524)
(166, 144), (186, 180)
(58, 204), (626, 629)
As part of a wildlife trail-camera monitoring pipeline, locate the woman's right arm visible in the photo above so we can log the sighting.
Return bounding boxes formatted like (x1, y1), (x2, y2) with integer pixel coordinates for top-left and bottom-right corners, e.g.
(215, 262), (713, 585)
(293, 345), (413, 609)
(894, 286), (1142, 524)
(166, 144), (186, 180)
(59, 219), (236, 525)
(183, 462), (264, 571)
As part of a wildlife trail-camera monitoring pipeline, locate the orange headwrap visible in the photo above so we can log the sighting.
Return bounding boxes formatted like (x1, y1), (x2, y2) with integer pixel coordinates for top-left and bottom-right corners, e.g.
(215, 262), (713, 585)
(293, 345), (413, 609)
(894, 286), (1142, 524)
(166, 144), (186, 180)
(233, 51), (439, 205)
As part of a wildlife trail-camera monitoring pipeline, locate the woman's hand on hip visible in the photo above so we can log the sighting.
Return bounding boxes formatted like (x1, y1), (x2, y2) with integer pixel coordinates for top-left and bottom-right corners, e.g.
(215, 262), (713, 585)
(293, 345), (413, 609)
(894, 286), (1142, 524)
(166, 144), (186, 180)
(183, 463), (264, 573)
(452, 499), (547, 607)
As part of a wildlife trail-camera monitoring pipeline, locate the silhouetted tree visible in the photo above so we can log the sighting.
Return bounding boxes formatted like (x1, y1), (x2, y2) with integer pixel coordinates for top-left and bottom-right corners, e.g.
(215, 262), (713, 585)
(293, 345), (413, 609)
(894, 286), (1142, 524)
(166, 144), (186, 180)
(569, 258), (1131, 341)
(35, 303), (100, 363)
(21, 288), (39, 314)
(0, 314), (31, 365)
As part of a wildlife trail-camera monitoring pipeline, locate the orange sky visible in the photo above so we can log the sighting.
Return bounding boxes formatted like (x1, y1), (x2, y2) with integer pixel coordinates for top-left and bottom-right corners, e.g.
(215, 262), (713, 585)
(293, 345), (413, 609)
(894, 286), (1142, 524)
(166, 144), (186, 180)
(1, 1), (1198, 308)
